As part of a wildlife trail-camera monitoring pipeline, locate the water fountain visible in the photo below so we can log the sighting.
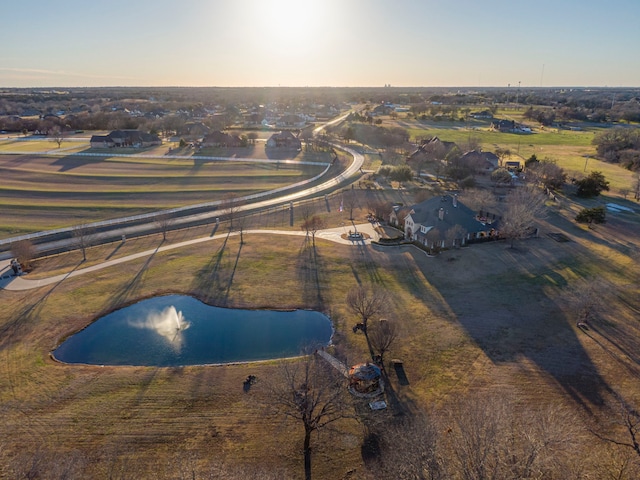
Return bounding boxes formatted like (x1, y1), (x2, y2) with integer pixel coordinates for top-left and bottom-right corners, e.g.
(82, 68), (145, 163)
(53, 295), (333, 366)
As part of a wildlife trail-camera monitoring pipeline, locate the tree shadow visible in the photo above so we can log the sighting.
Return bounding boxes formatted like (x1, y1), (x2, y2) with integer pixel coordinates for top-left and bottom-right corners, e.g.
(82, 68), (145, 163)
(191, 231), (242, 307)
(51, 150), (106, 172)
(264, 148), (299, 161)
(296, 236), (325, 310)
(105, 241), (125, 260)
(191, 232), (230, 302)
(107, 241), (163, 311)
(385, 240), (618, 414)
(352, 242), (384, 285)
(0, 260), (85, 347)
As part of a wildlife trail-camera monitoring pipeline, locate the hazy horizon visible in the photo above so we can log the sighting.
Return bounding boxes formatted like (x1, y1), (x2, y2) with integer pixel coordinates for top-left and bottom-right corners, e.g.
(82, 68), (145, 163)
(2, 0), (639, 89)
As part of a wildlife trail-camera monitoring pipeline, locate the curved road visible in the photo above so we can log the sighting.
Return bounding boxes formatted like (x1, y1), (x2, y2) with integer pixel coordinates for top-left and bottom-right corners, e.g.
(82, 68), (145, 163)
(0, 112), (361, 259)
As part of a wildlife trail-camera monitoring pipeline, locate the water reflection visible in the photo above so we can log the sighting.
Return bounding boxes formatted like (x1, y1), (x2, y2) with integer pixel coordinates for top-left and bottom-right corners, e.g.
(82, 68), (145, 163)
(128, 306), (190, 352)
(53, 295), (333, 366)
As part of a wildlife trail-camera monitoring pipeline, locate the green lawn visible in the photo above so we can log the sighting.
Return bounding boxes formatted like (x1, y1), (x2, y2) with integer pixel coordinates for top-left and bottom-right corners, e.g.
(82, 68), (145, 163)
(395, 119), (636, 193)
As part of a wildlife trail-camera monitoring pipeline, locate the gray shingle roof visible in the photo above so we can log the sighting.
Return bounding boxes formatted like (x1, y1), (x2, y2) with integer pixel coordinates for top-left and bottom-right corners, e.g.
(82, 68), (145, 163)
(407, 195), (499, 234)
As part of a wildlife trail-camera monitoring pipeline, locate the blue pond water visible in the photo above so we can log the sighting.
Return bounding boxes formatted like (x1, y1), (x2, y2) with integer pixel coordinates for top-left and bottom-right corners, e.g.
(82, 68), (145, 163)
(53, 295), (333, 366)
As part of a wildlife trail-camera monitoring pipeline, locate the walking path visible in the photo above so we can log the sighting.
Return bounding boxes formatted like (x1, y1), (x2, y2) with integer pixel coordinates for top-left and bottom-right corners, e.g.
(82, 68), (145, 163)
(0, 223), (380, 292)
(316, 349), (349, 377)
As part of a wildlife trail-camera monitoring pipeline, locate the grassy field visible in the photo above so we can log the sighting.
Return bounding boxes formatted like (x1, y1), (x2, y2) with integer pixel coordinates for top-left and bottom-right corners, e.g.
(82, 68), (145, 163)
(0, 140), (329, 238)
(1, 187), (639, 478)
(388, 117), (637, 193)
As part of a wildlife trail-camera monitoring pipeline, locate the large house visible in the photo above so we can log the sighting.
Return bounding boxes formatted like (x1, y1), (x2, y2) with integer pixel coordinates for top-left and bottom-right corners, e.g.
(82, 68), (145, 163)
(460, 150), (500, 173)
(201, 131), (242, 148)
(406, 137), (457, 166)
(390, 195), (499, 248)
(266, 131), (301, 149)
(490, 119), (517, 132)
(90, 130), (161, 148)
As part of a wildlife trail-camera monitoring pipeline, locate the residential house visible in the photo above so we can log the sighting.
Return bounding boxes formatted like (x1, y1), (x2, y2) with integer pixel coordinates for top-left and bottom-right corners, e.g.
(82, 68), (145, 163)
(183, 122), (210, 139)
(394, 195), (499, 248)
(276, 114), (306, 129)
(89, 135), (114, 148)
(490, 119), (516, 132)
(371, 104), (394, 116)
(201, 131), (242, 148)
(406, 136), (457, 167)
(460, 150), (500, 173)
(471, 110), (494, 119)
(266, 131), (302, 149)
(489, 119), (532, 134)
(90, 129), (161, 148)
(389, 205), (413, 230)
(244, 112), (264, 126)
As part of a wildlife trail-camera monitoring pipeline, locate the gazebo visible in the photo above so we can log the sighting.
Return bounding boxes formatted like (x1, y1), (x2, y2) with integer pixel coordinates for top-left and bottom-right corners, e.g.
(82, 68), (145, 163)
(348, 362), (384, 398)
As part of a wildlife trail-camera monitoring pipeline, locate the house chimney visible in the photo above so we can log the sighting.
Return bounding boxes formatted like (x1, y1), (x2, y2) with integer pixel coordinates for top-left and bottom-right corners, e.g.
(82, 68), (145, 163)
(453, 194), (458, 207)
(438, 207), (445, 221)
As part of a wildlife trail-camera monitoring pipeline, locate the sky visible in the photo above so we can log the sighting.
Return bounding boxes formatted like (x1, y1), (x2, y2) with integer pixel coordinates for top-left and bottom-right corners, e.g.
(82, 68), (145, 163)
(1, 0), (639, 88)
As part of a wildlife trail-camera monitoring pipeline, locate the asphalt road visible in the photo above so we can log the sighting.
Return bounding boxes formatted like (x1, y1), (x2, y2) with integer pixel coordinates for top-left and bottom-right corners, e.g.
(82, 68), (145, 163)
(0, 114), (362, 260)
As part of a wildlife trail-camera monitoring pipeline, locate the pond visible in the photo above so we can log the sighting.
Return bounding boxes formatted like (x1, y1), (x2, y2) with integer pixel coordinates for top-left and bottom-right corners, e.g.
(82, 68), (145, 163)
(53, 295), (333, 367)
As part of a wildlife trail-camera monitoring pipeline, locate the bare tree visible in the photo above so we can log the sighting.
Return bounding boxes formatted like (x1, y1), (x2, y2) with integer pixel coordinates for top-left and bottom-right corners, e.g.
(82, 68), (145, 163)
(300, 214), (326, 248)
(156, 212), (174, 241)
(462, 135), (482, 152)
(591, 391), (640, 476)
(342, 189), (358, 221)
(346, 285), (389, 361)
(11, 239), (35, 270)
(619, 188), (630, 200)
(72, 225), (94, 262)
(300, 204), (315, 238)
(221, 193), (242, 230)
(461, 189), (497, 214)
(500, 186), (547, 248)
(368, 318), (399, 367)
(565, 278), (610, 328)
(50, 125), (64, 148)
(440, 393), (581, 480)
(266, 356), (351, 480)
(491, 167), (513, 188)
(377, 414), (443, 479)
(366, 197), (392, 222)
(444, 225), (467, 249)
(494, 147), (511, 166)
(528, 159), (567, 190)
(425, 227), (444, 252)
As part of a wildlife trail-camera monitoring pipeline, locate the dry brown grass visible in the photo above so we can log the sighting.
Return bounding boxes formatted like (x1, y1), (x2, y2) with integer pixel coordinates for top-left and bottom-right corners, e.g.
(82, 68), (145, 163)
(0, 145), (328, 238)
(0, 189), (639, 478)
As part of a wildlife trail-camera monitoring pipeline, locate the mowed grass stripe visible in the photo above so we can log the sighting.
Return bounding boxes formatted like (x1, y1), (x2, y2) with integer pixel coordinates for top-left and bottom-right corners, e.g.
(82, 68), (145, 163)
(0, 186), (265, 203)
(0, 165), (317, 180)
(0, 176), (314, 193)
(404, 125), (596, 147)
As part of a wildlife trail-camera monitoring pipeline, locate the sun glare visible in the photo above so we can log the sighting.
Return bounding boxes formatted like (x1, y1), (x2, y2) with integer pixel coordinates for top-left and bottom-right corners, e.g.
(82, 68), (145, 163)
(247, 1), (328, 53)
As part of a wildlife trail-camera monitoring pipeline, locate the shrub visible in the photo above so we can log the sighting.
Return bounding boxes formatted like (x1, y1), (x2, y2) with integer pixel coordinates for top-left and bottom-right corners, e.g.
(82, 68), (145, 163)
(576, 206), (606, 225)
(576, 171), (610, 197)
